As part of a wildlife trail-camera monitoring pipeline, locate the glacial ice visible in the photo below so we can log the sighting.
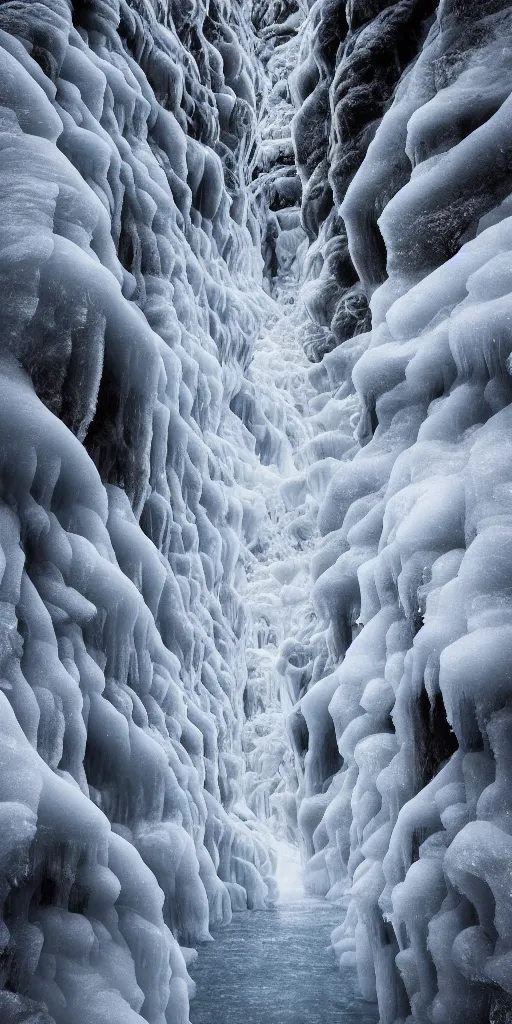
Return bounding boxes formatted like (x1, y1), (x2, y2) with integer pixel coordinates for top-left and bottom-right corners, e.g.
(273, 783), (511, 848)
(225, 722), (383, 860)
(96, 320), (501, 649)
(2, 0), (512, 1022)
(252, 1), (512, 1022)
(0, 1), (281, 1021)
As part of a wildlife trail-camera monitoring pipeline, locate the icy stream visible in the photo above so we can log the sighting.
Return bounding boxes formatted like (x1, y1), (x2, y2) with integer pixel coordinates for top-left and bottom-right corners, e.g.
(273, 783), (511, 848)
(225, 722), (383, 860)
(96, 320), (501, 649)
(189, 896), (378, 1024)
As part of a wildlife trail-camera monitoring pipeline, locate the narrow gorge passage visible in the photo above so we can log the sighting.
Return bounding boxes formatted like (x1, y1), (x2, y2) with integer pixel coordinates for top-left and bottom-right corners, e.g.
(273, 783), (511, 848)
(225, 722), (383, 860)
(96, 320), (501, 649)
(2, 2), (512, 1024)
(187, 296), (378, 1023)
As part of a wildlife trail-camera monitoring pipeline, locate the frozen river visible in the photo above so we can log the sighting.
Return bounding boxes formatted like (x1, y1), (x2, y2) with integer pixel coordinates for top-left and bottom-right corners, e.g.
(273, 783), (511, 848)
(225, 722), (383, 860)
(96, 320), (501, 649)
(189, 895), (379, 1024)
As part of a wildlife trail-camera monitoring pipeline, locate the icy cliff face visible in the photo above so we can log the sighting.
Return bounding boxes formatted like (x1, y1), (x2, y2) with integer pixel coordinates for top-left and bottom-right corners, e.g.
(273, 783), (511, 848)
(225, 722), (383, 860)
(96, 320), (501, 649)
(273, 0), (512, 1021)
(0, 1), (279, 1022)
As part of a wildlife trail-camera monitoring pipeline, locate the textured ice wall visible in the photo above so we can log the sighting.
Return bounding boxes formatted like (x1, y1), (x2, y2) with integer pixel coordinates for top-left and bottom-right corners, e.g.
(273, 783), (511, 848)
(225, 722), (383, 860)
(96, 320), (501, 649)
(4, 0), (512, 1021)
(0, 1), (280, 1022)
(239, 304), (318, 838)
(271, 0), (512, 1021)
(290, 0), (435, 359)
(250, 0), (308, 300)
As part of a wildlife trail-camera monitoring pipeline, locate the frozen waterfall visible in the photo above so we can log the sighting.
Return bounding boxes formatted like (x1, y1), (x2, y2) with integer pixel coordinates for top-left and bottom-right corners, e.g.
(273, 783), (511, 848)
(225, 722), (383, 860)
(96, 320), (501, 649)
(0, 1), (512, 1023)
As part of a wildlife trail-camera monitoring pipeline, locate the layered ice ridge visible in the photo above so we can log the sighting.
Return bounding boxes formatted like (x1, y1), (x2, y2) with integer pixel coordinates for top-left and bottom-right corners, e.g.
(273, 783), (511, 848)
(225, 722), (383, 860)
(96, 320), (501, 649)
(0, 1), (281, 1022)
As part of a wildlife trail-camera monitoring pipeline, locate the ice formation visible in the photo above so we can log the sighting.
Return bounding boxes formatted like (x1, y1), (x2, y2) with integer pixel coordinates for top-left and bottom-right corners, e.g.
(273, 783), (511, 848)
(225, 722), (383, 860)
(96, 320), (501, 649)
(0, 1), (280, 1021)
(258, 1), (512, 1022)
(2, 0), (512, 1022)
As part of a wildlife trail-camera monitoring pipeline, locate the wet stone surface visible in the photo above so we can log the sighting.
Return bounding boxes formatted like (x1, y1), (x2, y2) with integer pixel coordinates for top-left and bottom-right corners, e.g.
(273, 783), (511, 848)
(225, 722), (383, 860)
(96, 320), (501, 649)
(189, 898), (379, 1024)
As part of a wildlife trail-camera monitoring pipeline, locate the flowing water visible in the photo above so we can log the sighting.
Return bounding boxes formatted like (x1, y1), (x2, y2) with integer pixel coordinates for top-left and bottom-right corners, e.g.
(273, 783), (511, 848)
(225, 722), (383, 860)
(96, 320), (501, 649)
(189, 894), (379, 1024)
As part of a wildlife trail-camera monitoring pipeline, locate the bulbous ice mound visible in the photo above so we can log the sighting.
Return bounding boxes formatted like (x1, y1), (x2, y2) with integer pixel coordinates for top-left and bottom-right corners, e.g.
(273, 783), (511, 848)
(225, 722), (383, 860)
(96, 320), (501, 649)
(0, 1), (279, 1021)
(274, 0), (512, 1021)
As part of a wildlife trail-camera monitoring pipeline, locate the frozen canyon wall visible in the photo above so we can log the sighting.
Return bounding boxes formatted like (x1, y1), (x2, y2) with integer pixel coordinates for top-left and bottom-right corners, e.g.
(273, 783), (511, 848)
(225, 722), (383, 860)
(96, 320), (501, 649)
(3, 0), (512, 1023)
(267, 1), (512, 1022)
(0, 1), (280, 1022)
